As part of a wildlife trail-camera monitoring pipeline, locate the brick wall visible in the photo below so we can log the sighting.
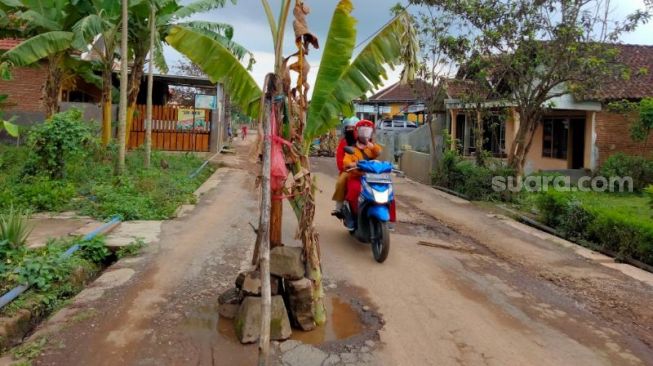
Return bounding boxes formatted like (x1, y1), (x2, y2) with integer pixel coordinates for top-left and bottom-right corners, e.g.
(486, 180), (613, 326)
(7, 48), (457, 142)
(595, 111), (653, 165)
(0, 64), (47, 113)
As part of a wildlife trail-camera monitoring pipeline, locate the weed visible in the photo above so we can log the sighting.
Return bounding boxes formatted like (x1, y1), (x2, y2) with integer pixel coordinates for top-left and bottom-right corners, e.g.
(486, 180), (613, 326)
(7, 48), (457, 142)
(11, 336), (48, 362)
(116, 237), (145, 259)
(78, 236), (110, 264)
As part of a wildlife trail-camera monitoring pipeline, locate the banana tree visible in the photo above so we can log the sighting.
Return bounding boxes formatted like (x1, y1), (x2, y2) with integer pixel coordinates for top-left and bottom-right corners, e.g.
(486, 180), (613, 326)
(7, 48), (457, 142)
(167, 0), (417, 330)
(0, 0), (97, 117)
(123, 0), (252, 146)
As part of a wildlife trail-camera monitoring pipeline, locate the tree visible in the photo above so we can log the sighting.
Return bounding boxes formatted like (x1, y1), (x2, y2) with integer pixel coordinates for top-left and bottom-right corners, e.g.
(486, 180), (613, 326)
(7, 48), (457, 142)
(116, 0), (128, 175)
(166, 1), (417, 359)
(123, 0), (249, 146)
(410, 5), (456, 161)
(608, 97), (653, 155)
(73, 0), (124, 145)
(410, 0), (651, 175)
(0, 0), (98, 117)
(145, 2), (155, 169)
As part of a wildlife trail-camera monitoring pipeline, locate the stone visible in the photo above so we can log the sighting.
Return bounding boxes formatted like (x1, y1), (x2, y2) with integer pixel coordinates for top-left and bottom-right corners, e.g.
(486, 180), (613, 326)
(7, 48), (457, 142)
(323, 354), (341, 366)
(218, 288), (242, 319)
(270, 246), (305, 280)
(235, 270), (279, 296)
(340, 352), (358, 363)
(364, 340), (375, 348)
(286, 278), (316, 331)
(362, 305), (370, 312)
(235, 296), (291, 344)
(279, 339), (302, 353)
(281, 344), (327, 366)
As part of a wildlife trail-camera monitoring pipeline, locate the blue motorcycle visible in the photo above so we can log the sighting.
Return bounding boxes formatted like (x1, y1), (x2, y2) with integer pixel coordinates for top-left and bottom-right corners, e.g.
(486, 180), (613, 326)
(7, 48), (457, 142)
(340, 158), (394, 263)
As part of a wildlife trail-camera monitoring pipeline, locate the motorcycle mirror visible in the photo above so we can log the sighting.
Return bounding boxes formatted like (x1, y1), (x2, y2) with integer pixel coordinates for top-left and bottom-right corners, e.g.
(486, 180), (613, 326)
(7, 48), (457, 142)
(343, 146), (355, 154)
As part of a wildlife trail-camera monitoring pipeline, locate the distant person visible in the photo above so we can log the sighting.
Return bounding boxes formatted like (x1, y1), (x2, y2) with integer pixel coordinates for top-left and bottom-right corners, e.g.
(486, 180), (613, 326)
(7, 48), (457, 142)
(241, 125), (248, 140)
(227, 125), (233, 142)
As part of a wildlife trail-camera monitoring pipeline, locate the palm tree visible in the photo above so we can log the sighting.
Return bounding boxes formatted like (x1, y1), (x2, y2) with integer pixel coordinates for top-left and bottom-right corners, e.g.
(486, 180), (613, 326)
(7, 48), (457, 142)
(166, 0), (417, 338)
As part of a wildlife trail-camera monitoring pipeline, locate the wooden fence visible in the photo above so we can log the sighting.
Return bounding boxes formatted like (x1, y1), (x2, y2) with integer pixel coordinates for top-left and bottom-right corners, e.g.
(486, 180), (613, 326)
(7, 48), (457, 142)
(128, 105), (212, 152)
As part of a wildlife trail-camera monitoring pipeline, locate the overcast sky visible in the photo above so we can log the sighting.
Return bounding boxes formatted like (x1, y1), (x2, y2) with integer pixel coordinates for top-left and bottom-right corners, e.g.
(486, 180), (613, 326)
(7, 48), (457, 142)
(166, 0), (653, 93)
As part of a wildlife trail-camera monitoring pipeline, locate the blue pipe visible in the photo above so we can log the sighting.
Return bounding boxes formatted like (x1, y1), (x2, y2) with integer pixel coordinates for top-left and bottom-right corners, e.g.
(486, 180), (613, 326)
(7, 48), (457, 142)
(0, 216), (121, 309)
(189, 160), (209, 179)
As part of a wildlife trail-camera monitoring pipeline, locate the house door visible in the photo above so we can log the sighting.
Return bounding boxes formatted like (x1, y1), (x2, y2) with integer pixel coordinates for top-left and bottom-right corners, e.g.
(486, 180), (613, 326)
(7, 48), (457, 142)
(570, 118), (585, 169)
(455, 114), (465, 154)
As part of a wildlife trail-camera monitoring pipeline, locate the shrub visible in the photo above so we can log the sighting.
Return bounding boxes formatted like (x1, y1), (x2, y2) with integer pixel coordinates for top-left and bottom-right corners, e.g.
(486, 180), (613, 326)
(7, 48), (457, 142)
(534, 190), (571, 227)
(586, 211), (653, 265)
(13, 176), (76, 212)
(599, 153), (653, 192)
(558, 200), (595, 240)
(23, 109), (95, 179)
(432, 151), (514, 200)
(646, 185), (653, 215)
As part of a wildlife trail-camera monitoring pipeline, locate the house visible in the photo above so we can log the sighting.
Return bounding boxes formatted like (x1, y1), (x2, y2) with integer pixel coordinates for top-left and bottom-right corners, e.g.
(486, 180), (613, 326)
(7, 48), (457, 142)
(444, 44), (653, 173)
(355, 79), (433, 123)
(0, 38), (176, 123)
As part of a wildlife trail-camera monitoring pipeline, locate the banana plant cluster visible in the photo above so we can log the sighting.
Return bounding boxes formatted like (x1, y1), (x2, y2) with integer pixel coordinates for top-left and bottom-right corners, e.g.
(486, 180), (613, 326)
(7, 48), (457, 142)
(0, 0), (250, 145)
(166, 0), (418, 340)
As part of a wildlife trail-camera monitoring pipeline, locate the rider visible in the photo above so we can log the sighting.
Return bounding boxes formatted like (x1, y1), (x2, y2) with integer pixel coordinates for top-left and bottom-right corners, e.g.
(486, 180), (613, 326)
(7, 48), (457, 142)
(332, 116), (359, 216)
(332, 119), (382, 218)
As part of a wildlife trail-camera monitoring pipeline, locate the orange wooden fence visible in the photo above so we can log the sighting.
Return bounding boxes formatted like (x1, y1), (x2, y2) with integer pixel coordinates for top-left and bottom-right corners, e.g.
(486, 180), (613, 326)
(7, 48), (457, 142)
(128, 105), (212, 152)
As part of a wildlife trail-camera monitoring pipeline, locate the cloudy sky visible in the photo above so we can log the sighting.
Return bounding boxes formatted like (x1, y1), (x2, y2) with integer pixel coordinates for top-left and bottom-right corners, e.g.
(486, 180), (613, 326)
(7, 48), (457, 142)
(167, 0), (653, 92)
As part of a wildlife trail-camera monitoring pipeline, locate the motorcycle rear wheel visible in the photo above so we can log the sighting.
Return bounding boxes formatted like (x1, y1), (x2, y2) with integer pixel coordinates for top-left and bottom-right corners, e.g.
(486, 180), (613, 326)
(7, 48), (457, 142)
(370, 219), (390, 263)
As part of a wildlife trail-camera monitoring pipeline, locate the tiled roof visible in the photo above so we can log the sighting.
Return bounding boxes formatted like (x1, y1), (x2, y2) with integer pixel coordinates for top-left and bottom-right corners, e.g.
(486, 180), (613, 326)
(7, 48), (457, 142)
(0, 38), (22, 51)
(590, 44), (653, 101)
(367, 79), (433, 102)
(444, 78), (490, 100)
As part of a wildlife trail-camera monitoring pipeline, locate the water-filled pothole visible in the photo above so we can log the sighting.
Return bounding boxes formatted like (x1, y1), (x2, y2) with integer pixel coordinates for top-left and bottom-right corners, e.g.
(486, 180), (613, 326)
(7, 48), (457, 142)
(290, 293), (363, 344)
(211, 293), (365, 345)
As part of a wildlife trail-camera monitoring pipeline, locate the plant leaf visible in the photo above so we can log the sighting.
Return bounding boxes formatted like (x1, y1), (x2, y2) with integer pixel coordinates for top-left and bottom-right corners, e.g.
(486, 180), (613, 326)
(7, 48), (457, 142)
(172, 0), (236, 20)
(165, 26), (261, 119)
(2, 119), (18, 137)
(305, 10), (418, 139)
(306, 0), (357, 139)
(1, 31), (74, 66)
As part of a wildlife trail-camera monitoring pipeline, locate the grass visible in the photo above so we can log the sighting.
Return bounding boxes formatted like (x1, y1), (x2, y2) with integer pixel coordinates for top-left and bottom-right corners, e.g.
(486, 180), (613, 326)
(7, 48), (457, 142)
(0, 144), (214, 220)
(517, 190), (652, 223)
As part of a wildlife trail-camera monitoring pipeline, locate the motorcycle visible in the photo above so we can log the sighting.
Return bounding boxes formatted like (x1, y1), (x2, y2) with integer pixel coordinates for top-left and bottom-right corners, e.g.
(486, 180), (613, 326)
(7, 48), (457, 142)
(338, 151), (394, 263)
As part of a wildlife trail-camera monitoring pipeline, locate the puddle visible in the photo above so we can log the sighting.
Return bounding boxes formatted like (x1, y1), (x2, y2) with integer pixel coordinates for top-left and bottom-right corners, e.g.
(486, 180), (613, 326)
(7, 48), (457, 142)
(187, 293), (364, 349)
(290, 293), (363, 345)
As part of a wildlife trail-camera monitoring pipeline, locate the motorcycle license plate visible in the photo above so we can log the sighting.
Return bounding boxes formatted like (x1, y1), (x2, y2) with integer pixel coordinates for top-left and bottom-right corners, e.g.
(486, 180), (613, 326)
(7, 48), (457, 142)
(365, 173), (392, 183)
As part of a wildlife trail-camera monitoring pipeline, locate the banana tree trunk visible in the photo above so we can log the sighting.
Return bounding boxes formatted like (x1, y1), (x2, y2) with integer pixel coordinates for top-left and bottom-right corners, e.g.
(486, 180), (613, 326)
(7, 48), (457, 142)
(101, 63), (113, 145)
(116, 0), (128, 175)
(126, 51), (146, 146)
(44, 53), (64, 118)
(145, 4), (155, 168)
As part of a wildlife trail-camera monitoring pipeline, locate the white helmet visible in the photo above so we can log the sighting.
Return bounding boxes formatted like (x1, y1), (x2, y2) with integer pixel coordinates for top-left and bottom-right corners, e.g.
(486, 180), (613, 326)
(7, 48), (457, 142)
(342, 116), (360, 128)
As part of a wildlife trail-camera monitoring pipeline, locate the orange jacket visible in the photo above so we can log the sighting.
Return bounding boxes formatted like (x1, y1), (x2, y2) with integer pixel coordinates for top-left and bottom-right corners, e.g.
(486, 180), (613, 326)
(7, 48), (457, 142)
(343, 144), (382, 171)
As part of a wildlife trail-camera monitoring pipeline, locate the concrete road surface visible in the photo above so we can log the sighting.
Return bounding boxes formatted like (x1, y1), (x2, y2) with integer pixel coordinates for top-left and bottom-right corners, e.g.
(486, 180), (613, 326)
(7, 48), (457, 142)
(5, 137), (652, 366)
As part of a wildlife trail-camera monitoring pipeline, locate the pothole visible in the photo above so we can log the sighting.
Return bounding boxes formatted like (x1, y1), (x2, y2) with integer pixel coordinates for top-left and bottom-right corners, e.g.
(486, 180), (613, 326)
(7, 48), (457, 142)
(183, 283), (382, 357)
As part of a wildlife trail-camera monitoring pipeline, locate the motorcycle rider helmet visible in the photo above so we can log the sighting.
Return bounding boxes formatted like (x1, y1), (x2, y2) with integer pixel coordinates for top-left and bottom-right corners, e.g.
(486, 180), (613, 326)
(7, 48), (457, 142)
(355, 119), (375, 144)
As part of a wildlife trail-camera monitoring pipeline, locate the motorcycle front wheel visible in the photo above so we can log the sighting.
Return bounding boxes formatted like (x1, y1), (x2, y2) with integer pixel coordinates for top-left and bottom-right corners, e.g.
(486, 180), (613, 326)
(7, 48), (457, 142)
(370, 218), (390, 263)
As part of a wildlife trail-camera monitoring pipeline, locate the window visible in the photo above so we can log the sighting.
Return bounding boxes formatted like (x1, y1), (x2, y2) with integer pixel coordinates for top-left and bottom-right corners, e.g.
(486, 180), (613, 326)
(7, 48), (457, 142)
(393, 120), (405, 128)
(382, 120), (393, 128)
(542, 118), (569, 159)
